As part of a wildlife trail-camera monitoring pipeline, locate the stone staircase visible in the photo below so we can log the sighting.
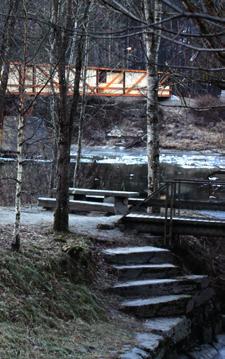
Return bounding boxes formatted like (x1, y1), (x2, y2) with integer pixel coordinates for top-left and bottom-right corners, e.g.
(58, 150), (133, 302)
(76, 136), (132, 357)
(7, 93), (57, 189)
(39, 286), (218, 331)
(103, 238), (222, 359)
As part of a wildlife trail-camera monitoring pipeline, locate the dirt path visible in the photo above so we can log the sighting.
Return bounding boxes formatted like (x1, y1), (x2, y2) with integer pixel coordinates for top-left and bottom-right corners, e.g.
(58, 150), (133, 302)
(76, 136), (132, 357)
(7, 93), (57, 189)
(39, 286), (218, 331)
(0, 206), (124, 241)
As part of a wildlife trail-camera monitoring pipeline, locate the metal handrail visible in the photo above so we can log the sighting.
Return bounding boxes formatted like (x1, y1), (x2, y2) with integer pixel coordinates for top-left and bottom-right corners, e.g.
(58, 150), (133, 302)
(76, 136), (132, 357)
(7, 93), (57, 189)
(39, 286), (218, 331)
(126, 177), (225, 247)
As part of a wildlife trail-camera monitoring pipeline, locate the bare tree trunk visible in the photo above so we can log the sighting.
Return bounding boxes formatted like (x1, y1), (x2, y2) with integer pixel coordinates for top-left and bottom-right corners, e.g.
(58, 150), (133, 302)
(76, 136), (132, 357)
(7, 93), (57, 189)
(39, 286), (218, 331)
(53, 0), (74, 231)
(66, 5), (78, 83)
(0, 64), (10, 146)
(52, 0), (92, 231)
(73, 32), (89, 187)
(143, 0), (162, 195)
(48, 96), (58, 196)
(48, 8), (58, 196)
(0, 0), (20, 146)
(73, 65), (87, 187)
(68, 0), (92, 145)
(53, 51), (71, 231)
(12, 0), (27, 250)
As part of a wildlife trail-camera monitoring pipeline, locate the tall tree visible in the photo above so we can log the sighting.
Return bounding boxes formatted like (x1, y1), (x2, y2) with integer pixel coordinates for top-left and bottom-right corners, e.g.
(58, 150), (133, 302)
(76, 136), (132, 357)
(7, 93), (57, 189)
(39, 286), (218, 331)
(52, 0), (92, 231)
(143, 0), (162, 194)
(99, 0), (163, 193)
(0, 0), (20, 146)
(12, 0), (28, 250)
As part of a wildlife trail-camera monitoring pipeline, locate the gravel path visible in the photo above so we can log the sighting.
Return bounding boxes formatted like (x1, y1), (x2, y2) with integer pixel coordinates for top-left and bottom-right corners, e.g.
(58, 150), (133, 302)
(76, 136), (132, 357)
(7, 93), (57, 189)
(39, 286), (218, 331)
(0, 206), (124, 241)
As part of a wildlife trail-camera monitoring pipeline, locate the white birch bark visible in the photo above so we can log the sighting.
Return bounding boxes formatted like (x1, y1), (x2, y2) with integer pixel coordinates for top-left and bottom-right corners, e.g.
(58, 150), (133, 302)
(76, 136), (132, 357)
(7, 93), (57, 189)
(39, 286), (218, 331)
(13, 111), (25, 250)
(143, 0), (162, 195)
(13, 61), (26, 250)
(12, 0), (27, 250)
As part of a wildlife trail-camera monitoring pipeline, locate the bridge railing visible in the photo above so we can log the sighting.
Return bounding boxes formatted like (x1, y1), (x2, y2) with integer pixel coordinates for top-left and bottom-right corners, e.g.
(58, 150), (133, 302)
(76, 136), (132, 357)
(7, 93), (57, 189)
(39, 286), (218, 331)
(5, 62), (171, 98)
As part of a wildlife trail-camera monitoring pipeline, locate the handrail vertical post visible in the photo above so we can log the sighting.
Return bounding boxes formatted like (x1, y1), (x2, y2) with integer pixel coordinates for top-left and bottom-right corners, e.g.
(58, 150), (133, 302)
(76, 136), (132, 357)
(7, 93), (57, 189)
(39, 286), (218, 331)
(164, 182), (169, 246)
(32, 65), (36, 95)
(123, 71), (126, 95)
(96, 69), (99, 94)
(169, 182), (175, 246)
(178, 180), (181, 217)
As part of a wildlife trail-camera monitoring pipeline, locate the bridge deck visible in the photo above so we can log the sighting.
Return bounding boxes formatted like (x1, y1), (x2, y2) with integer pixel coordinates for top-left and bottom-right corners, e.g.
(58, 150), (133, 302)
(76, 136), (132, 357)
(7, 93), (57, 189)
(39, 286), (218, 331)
(5, 63), (171, 97)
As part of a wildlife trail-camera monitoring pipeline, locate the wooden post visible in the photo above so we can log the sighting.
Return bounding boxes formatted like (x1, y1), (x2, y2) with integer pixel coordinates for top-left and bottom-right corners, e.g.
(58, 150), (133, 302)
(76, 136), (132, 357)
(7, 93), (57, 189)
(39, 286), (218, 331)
(96, 69), (99, 94)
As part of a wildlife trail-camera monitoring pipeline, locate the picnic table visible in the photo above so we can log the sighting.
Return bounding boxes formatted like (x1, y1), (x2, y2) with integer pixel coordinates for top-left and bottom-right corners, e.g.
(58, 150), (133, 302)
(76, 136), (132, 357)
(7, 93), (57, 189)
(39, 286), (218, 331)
(68, 188), (140, 214)
(39, 188), (140, 215)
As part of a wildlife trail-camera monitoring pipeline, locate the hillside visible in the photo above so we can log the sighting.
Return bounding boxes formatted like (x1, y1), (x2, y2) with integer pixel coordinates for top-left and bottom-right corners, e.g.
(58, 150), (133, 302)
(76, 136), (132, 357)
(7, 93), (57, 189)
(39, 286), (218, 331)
(79, 95), (225, 152)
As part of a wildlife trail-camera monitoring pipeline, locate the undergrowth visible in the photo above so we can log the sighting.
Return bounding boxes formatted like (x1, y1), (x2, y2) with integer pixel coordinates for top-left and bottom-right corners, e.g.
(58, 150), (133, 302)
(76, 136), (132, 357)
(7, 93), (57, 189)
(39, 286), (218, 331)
(0, 228), (135, 358)
(0, 234), (104, 326)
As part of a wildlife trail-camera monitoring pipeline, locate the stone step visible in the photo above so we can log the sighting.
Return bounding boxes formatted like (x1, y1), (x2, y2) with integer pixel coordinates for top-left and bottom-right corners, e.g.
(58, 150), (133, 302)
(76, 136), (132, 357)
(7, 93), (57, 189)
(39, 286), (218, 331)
(120, 332), (164, 359)
(103, 246), (175, 265)
(113, 263), (181, 281)
(113, 275), (208, 297)
(120, 317), (191, 358)
(120, 294), (192, 318)
(144, 316), (191, 344)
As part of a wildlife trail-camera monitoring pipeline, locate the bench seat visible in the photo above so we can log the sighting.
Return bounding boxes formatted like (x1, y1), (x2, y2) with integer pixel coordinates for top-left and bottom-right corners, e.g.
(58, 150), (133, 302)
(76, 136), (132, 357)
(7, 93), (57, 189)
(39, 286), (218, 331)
(38, 197), (115, 214)
(68, 188), (140, 198)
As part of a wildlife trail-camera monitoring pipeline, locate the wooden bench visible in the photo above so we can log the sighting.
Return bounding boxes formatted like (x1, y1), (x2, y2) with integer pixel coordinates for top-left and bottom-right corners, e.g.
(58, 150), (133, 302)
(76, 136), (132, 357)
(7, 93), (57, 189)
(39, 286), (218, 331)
(39, 188), (140, 214)
(38, 197), (115, 214)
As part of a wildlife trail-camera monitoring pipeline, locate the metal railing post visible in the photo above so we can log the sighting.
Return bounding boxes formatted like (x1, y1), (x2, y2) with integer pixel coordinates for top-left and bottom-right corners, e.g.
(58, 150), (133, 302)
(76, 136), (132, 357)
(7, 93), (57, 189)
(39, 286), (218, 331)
(164, 183), (169, 246)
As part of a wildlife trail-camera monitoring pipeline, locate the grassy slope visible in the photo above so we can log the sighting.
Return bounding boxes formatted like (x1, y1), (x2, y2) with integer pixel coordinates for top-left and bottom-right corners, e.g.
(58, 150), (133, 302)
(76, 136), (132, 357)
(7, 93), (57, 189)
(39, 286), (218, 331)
(0, 226), (137, 359)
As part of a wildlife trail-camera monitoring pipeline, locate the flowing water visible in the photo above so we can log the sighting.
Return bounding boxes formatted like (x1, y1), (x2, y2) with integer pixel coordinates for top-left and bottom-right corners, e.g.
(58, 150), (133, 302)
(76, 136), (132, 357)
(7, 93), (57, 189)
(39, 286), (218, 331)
(71, 146), (225, 193)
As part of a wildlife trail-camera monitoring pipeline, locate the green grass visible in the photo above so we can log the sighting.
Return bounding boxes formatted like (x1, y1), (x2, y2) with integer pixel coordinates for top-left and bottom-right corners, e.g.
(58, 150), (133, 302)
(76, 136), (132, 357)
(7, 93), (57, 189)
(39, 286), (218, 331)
(0, 238), (104, 325)
(0, 229), (135, 358)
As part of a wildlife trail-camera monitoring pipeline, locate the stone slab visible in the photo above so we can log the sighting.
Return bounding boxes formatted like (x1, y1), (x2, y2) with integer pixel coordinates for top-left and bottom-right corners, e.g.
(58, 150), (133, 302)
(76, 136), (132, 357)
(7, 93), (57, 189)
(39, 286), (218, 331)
(121, 294), (191, 318)
(144, 316), (191, 344)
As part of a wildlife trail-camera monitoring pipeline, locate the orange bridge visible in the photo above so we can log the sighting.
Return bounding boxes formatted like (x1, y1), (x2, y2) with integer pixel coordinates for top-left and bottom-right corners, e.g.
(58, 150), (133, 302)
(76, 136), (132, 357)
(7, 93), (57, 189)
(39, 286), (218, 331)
(5, 63), (171, 98)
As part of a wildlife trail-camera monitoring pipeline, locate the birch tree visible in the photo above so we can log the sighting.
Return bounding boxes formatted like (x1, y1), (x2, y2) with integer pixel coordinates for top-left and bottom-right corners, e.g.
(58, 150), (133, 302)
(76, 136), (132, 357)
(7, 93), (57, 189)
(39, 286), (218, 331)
(99, 0), (163, 194)
(11, 0), (28, 250)
(143, 0), (162, 194)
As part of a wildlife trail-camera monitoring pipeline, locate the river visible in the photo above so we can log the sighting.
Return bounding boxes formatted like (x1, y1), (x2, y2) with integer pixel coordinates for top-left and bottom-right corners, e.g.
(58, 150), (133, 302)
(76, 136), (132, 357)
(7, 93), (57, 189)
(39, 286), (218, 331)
(70, 146), (225, 193)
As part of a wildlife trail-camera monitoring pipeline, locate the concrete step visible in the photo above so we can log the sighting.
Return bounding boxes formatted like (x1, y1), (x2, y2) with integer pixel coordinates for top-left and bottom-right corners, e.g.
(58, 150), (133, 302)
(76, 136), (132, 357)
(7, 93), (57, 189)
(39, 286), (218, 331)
(113, 275), (208, 298)
(103, 246), (175, 265)
(121, 294), (192, 318)
(113, 263), (181, 281)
